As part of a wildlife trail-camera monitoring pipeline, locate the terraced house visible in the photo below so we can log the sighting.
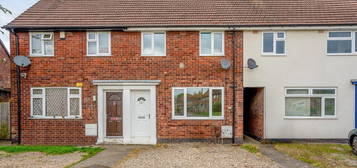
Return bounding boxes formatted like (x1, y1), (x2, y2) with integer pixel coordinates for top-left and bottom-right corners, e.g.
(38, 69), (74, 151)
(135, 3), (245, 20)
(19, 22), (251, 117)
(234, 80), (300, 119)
(4, 0), (357, 145)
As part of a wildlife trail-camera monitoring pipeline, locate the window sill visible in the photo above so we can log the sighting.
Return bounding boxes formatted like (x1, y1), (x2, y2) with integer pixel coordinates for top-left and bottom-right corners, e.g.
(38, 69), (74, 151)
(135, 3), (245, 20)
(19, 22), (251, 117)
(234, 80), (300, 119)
(30, 116), (82, 120)
(172, 117), (224, 120)
(199, 55), (225, 57)
(141, 55), (166, 57)
(30, 55), (54, 57)
(86, 55), (112, 57)
(261, 54), (286, 57)
(284, 116), (337, 120)
(327, 53), (357, 56)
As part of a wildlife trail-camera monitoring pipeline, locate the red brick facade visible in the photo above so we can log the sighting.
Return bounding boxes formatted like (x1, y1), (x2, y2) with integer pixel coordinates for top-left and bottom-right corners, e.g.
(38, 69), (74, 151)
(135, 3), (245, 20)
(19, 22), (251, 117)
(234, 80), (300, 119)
(244, 88), (264, 140)
(10, 31), (243, 145)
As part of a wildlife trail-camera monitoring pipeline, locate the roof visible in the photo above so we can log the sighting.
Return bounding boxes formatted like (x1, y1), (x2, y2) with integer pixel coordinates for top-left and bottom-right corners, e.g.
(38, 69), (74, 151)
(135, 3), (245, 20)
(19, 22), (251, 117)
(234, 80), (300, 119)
(5, 0), (357, 29)
(0, 39), (9, 58)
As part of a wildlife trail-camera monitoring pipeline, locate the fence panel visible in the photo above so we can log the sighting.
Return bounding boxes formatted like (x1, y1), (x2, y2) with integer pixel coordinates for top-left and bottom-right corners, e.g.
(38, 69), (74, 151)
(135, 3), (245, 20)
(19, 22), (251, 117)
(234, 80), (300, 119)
(0, 102), (10, 139)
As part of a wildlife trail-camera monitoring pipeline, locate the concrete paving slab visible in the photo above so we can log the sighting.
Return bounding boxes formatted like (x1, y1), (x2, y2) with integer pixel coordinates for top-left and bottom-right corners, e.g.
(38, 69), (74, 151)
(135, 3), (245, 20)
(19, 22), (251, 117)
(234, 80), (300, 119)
(73, 145), (147, 168)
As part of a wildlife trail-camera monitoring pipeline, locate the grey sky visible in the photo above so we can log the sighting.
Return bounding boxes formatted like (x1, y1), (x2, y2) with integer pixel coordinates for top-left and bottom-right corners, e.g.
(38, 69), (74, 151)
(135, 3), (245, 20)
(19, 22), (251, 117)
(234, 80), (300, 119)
(0, 0), (40, 51)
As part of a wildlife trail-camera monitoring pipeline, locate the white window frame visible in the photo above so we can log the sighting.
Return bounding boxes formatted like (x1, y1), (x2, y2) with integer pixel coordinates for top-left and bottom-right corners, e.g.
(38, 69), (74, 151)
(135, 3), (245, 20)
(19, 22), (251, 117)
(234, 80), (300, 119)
(86, 31), (111, 56)
(172, 87), (224, 120)
(262, 32), (286, 56)
(199, 31), (225, 56)
(327, 31), (357, 55)
(284, 88), (337, 119)
(29, 32), (54, 57)
(30, 87), (82, 119)
(141, 32), (166, 56)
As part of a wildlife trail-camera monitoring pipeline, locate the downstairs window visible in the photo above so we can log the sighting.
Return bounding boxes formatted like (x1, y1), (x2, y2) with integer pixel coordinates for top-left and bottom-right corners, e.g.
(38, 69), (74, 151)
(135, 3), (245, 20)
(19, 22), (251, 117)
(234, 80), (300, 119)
(285, 88), (336, 118)
(31, 87), (81, 118)
(172, 87), (224, 119)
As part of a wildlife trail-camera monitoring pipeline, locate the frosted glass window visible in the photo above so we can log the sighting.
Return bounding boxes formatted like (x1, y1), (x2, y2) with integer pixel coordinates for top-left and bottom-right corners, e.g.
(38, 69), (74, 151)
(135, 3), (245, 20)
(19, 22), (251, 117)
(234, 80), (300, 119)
(31, 88), (81, 118)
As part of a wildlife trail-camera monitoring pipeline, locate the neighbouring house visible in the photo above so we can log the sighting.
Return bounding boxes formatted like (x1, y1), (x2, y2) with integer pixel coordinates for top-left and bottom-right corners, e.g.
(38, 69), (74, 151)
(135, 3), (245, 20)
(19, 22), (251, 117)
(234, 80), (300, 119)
(0, 39), (10, 102)
(3, 0), (357, 145)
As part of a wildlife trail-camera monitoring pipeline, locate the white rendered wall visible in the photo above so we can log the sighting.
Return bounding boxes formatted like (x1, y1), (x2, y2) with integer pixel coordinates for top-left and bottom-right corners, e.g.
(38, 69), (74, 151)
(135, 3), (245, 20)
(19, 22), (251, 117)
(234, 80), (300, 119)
(243, 30), (356, 139)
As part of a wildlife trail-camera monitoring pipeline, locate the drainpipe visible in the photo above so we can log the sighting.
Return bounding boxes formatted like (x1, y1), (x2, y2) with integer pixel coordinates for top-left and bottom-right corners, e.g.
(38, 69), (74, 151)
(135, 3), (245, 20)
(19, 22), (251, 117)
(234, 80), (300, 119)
(352, 80), (357, 128)
(11, 29), (21, 144)
(230, 27), (237, 144)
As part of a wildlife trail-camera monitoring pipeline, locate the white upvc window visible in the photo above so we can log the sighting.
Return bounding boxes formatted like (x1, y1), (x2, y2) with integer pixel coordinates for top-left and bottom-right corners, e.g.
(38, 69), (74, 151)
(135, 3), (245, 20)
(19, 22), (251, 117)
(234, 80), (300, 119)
(200, 32), (224, 56)
(327, 31), (357, 55)
(141, 32), (166, 56)
(87, 32), (111, 56)
(30, 87), (82, 119)
(30, 32), (54, 56)
(172, 87), (224, 119)
(262, 32), (285, 55)
(285, 88), (336, 118)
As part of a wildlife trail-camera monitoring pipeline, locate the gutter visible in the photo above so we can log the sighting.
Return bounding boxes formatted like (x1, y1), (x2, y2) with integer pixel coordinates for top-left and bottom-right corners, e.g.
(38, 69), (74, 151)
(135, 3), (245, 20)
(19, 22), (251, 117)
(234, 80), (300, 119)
(10, 29), (22, 145)
(125, 24), (357, 31)
(5, 23), (357, 32)
(2, 26), (126, 32)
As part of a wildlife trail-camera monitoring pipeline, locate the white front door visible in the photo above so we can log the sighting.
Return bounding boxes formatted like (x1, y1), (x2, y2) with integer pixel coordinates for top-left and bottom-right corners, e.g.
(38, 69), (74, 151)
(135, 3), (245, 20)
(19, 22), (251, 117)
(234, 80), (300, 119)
(131, 90), (152, 143)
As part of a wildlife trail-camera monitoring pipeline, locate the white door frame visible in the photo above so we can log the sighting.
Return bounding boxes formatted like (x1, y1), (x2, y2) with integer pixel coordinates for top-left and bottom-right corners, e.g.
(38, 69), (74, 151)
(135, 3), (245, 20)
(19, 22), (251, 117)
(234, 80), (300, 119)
(94, 80), (160, 144)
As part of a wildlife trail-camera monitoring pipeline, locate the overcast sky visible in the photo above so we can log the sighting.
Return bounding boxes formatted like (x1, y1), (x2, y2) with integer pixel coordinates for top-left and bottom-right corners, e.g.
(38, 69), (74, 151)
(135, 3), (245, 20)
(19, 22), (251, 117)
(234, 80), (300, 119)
(0, 0), (40, 51)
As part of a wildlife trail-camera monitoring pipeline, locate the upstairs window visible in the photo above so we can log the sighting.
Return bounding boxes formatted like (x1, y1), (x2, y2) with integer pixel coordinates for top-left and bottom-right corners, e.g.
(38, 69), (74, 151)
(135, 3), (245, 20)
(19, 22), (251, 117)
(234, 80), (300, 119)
(285, 88), (336, 118)
(141, 32), (166, 56)
(87, 32), (111, 56)
(30, 32), (54, 56)
(172, 87), (224, 119)
(262, 32), (285, 55)
(327, 32), (357, 54)
(31, 87), (81, 119)
(200, 32), (224, 56)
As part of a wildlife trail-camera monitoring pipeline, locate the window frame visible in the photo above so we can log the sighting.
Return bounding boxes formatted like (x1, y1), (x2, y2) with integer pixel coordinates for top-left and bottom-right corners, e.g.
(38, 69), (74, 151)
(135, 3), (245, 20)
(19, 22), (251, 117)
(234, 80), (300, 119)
(327, 31), (357, 55)
(284, 88), (337, 119)
(141, 32), (166, 56)
(172, 87), (224, 120)
(262, 32), (286, 56)
(30, 87), (82, 119)
(29, 32), (54, 57)
(199, 31), (225, 56)
(86, 31), (112, 56)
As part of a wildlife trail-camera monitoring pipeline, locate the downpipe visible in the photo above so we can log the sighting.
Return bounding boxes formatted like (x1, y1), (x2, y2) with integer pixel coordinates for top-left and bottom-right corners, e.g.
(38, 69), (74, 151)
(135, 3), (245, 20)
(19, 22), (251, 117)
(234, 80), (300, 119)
(11, 29), (21, 144)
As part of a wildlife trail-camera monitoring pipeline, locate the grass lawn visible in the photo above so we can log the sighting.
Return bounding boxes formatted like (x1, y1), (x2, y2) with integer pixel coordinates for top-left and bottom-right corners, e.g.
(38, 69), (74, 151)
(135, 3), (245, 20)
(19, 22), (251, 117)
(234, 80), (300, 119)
(240, 144), (259, 154)
(275, 143), (357, 168)
(0, 145), (103, 167)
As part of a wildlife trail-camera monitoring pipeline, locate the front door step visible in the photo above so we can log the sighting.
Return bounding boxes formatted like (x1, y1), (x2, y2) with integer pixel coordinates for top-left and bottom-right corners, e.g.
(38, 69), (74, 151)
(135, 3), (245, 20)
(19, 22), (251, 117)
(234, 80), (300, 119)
(102, 138), (124, 144)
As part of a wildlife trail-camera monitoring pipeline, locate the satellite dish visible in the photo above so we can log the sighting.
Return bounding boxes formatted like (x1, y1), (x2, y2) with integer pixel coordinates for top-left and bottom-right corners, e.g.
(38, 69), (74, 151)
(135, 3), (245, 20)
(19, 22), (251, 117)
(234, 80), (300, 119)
(13, 56), (31, 67)
(247, 58), (258, 69)
(220, 59), (231, 70)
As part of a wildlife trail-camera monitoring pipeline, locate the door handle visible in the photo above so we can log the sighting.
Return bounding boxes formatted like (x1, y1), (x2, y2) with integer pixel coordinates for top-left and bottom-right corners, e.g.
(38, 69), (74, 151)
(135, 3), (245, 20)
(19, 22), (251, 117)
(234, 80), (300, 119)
(148, 114), (150, 119)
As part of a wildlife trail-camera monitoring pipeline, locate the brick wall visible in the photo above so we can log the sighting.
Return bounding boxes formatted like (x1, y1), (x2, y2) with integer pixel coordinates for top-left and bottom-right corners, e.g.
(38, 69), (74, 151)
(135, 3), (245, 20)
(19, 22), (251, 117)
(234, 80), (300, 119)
(10, 31), (243, 145)
(0, 41), (10, 102)
(244, 88), (264, 140)
(0, 42), (10, 90)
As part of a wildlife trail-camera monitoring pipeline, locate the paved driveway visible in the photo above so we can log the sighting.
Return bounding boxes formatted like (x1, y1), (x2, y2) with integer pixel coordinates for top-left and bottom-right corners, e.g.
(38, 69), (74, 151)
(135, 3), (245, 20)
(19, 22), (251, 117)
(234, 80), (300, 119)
(115, 143), (280, 168)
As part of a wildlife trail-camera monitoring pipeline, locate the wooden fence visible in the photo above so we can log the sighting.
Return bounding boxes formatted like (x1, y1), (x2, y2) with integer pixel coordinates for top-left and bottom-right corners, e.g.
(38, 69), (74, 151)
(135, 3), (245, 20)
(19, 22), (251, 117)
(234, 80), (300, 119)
(0, 102), (10, 139)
